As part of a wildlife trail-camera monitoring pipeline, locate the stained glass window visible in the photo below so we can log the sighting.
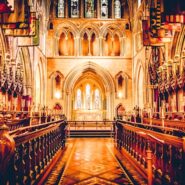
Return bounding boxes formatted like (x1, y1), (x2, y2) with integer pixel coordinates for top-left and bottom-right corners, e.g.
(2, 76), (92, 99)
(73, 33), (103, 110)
(101, 0), (108, 18)
(94, 89), (100, 109)
(71, 0), (79, 18)
(76, 89), (82, 109)
(58, 0), (64, 18)
(115, 0), (121, 18)
(86, 84), (91, 109)
(85, 0), (94, 18)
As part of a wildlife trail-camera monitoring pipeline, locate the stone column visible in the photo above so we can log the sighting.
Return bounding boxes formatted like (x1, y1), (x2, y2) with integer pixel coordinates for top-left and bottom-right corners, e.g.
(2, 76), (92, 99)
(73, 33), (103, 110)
(55, 36), (60, 56)
(88, 37), (91, 56)
(79, 37), (82, 56)
(65, 36), (68, 56)
(99, 36), (103, 56)
(111, 37), (114, 56)
(120, 37), (124, 56)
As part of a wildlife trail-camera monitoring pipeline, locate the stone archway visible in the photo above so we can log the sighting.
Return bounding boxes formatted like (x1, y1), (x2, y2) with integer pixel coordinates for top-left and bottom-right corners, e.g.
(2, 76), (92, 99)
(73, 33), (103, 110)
(63, 62), (115, 120)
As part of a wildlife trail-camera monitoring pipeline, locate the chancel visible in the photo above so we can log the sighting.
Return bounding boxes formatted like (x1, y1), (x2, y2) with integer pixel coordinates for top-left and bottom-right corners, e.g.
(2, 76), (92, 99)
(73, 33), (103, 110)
(0, 0), (185, 184)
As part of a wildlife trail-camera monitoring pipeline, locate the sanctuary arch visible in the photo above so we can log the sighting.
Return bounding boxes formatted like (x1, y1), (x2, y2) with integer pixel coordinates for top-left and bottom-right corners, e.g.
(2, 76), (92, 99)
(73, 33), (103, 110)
(63, 62), (115, 121)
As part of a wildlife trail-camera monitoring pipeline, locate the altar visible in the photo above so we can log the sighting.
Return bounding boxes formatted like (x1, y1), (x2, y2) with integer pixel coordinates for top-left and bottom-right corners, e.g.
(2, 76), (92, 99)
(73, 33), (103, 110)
(73, 110), (105, 121)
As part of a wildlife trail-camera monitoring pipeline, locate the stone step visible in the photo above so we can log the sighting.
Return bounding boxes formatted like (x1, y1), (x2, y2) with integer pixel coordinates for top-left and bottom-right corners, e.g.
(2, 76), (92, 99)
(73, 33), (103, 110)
(69, 130), (114, 138)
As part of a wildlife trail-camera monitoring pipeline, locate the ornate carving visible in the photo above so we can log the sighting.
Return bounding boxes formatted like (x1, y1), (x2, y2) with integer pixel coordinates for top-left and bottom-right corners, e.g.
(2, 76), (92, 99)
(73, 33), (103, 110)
(0, 124), (15, 182)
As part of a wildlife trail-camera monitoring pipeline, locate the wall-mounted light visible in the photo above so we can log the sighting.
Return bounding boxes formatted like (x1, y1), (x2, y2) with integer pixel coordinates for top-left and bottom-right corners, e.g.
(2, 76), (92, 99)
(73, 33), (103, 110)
(118, 91), (123, 99)
(55, 91), (61, 99)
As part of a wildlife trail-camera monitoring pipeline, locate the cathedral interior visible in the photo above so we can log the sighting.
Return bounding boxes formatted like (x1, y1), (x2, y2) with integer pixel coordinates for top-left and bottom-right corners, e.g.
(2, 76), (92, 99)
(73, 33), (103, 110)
(0, 0), (185, 184)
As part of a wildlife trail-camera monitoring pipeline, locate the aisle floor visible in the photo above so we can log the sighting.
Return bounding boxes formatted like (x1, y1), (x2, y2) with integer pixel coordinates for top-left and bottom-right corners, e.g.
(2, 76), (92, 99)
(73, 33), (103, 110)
(60, 138), (134, 185)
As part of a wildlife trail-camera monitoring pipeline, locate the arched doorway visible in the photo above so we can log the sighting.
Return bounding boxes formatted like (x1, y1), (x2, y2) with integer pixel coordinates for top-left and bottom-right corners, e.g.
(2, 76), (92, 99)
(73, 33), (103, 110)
(63, 62), (115, 120)
(115, 104), (125, 120)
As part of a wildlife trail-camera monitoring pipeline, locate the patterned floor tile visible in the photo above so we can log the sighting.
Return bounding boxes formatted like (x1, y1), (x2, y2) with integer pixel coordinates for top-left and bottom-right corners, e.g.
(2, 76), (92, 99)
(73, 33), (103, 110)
(60, 138), (134, 185)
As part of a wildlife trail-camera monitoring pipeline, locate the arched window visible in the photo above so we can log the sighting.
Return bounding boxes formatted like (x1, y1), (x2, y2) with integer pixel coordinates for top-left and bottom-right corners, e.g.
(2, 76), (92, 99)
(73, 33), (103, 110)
(118, 75), (123, 98)
(76, 89), (82, 109)
(138, 0), (141, 7)
(57, 0), (64, 18)
(90, 33), (96, 56)
(114, 34), (120, 56)
(103, 33), (112, 56)
(116, 72), (128, 99)
(86, 84), (91, 109)
(114, 0), (121, 18)
(94, 89), (101, 109)
(71, 0), (79, 18)
(82, 33), (89, 56)
(59, 32), (74, 56)
(85, 0), (94, 18)
(101, 0), (108, 18)
(50, 72), (64, 100)
(53, 75), (62, 99)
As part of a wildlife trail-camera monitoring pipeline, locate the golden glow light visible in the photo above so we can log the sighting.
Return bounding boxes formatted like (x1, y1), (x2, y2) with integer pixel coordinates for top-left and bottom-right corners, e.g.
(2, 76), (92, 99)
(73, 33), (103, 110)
(118, 92), (123, 99)
(55, 91), (61, 99)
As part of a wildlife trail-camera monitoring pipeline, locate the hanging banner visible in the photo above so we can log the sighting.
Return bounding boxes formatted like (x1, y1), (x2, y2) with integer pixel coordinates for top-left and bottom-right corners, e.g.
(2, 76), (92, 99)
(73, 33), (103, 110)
(0, 0), (14, 13)
(142, 20), (150, 46)
(17, 19), (39, 46)
(1, 0), (30, 29)
(3, 12), (36, 36)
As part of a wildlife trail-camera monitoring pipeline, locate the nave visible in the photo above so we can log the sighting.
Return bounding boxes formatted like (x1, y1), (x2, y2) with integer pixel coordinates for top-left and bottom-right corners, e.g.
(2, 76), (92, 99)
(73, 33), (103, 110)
(48, 138), (135, 185)
(0, 0), (185, 184)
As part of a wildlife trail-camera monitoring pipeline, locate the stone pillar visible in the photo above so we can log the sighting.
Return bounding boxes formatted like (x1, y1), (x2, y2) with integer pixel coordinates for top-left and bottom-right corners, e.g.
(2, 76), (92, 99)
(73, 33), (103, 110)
(26, 85), (32, 111)
(65, 36), (68, 56)
(55, 36), (60, 56)
(99, 36), (103, 56)
(120, 37), (124, 56)
(75, 36), (80, 56)
(74, 37), (77, 56)
(66, 91), (71, 119)
(88, 37), (91, 56)
(79, 37), (82, 56)
(111, 37), (114, 56)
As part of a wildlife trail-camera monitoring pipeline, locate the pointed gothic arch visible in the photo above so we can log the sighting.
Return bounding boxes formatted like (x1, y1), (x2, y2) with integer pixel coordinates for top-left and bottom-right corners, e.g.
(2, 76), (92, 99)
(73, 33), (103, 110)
(63, 62), (115, 120)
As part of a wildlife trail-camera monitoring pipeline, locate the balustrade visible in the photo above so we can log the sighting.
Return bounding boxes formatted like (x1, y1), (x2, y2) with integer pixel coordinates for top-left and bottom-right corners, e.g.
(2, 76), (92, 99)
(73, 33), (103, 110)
(114, 120), (185, 185)
(0, 119), (67, 185)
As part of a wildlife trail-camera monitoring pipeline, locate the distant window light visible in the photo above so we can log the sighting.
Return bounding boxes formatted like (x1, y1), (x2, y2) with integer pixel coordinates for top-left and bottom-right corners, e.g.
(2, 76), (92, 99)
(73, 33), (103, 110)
(86, 84), (91, 109)
(114, 0), (121, 18)
(85, 0), (94, 18)
(76, 89), (82, 109)
(57, 0), (64, 18)
(101, 0), (108, 18)
(138, 0), (141, 7)
(94, 89), (101, 109)
(71, 0), (79, 18)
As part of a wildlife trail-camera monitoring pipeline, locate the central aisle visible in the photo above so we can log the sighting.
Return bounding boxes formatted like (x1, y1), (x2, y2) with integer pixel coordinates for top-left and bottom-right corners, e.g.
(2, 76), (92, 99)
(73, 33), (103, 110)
(61, 138), (134, 185)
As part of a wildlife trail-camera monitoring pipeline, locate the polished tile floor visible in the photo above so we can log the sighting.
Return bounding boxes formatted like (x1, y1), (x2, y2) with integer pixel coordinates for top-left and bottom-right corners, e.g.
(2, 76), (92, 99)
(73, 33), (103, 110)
(61, 138), (134, 185)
